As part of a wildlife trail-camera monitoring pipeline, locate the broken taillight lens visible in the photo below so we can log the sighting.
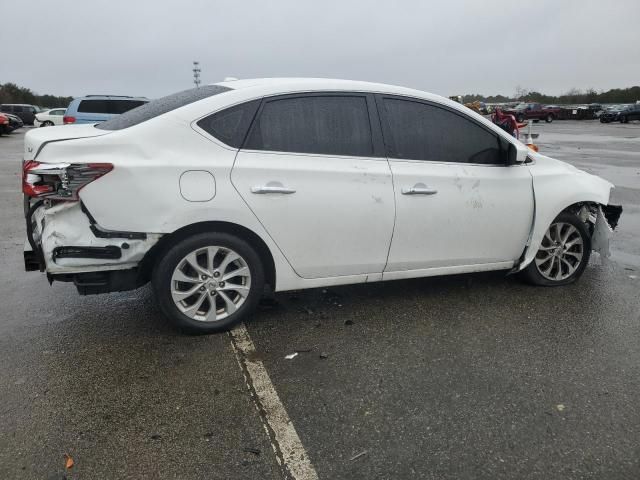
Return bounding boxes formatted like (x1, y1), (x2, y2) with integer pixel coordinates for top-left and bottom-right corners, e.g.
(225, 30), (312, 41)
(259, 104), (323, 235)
(22, 161), (113, 201)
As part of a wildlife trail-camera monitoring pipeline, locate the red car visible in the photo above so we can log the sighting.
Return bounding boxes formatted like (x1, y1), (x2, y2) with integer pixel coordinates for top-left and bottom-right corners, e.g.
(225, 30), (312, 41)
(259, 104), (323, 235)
(0, 113), (10, 135)
(505, 103), (561, 123)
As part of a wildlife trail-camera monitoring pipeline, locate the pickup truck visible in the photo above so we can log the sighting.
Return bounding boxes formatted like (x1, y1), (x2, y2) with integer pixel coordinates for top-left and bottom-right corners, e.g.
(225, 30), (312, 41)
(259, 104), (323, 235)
(504, 103), (562, 123)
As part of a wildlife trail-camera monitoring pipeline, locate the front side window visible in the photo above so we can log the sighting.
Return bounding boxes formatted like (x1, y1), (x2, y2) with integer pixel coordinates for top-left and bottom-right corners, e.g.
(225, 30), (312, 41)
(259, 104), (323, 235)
(245, 95), (373, 157)
(382, 98), (503, 165)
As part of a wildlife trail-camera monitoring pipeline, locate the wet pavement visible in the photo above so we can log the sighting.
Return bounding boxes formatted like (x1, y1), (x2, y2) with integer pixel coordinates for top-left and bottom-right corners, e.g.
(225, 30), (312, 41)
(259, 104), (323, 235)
(1, 121), (639, 479)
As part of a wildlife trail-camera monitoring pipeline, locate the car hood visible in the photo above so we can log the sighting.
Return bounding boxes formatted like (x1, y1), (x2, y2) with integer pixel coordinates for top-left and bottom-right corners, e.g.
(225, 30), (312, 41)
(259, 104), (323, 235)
(24, 124), (110, 160)
(531, 152), (614, 189)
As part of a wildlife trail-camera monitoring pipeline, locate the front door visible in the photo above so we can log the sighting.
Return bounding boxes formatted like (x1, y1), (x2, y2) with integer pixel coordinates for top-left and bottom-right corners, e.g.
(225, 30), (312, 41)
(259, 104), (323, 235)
(378, 96), (534, 273)
(231, 93), (395, 279)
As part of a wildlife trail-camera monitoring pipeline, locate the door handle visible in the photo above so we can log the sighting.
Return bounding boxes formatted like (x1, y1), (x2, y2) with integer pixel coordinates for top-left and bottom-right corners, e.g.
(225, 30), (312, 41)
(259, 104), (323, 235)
(401, 183), (438, 195)
(251, 184), (296, 194)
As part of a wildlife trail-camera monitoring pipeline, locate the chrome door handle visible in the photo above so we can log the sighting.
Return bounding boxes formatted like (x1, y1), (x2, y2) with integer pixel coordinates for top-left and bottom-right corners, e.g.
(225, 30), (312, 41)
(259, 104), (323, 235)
(401, 183), (438, 195)
(251, 185), (296, 194)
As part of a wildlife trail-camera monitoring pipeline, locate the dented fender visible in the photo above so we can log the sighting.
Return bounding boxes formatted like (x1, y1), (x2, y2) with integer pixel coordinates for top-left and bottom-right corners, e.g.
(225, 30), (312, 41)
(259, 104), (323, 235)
(518, 154), (615, 270)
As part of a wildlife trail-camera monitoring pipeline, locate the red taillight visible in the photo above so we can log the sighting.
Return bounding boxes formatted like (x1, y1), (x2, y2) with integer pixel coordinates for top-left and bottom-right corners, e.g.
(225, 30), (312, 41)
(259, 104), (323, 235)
(22, 161), (113, 201)
(63, 116), (76, 124)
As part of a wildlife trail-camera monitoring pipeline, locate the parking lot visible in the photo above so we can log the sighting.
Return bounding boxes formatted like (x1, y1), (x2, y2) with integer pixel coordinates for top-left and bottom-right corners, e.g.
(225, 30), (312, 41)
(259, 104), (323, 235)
(1, 120), (639, 479)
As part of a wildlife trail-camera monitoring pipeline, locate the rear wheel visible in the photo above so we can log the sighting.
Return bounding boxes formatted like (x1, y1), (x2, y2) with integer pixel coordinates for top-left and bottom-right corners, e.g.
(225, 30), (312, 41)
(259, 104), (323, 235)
(620, 115), (627, 123)
(152, 232), (264, 333)
(545, 114), (554, 123)
(520, 212), (591, 286)
(41, 120), (54, 127)
(516, 114), (524, 123)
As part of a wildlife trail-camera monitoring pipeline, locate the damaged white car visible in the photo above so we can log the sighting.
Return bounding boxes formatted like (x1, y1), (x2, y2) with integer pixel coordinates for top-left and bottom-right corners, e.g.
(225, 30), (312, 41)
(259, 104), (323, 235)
(22, 78), (623, 333)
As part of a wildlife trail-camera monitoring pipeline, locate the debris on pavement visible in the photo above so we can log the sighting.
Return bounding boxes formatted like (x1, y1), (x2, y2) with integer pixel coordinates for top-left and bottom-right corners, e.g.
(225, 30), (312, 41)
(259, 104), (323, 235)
(295, 347), (313, 353)
(243, 447), (261, 455)
(556, 404), (566, 412)
(350, 450), (368, 461)
(629, 275), (638, 280)
(319, 352), (329, 359)
(344, 319), (354, 326)
(284, 353), (298, 360)
(63, 453), (74, 469)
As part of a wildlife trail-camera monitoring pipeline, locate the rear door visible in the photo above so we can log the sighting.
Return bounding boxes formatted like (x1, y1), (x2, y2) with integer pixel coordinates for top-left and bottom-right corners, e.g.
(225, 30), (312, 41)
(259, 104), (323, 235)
(378, 95), (534, 274)
(231, 93), (395, 279)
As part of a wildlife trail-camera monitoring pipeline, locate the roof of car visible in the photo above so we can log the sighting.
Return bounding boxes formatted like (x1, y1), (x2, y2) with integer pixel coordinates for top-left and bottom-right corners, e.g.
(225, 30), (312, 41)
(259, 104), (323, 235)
(211, 77), (444, 102)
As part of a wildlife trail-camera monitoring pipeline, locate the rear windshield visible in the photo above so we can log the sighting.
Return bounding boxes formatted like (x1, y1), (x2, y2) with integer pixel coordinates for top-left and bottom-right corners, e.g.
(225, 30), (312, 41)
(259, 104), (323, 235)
(96, 85), (232, 130)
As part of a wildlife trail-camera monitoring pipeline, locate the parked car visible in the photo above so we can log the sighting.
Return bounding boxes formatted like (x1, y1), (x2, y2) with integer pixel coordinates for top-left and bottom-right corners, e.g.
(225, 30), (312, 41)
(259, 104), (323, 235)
(504, 103), (561, 123)
(618, 104), (640, 123)
(34, 108), (66, 127)
(3, 112), (24, 132)
(63, 95), (148, 124)
(0, 104), (38, 125)
(0, 113), (9, 135)
(599, 105), (627, 123)
(22, 79), (622, 334)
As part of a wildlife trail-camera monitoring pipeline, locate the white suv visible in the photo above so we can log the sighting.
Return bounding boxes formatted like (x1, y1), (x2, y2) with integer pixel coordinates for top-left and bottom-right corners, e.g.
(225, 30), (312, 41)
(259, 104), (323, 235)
(22, 78), (622, 333)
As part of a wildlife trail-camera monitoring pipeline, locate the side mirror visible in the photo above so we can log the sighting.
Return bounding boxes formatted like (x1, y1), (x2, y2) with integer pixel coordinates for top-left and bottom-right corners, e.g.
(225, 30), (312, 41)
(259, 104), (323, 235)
(506, 141), (529, 165)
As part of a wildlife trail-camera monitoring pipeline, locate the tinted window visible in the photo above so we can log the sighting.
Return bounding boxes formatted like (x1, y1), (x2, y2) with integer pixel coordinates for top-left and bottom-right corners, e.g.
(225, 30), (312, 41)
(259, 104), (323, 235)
(78, 100), (109, 114)
(12, 106), (23, 113)
(197, 100), (259, 148)
(245, 96), (373, 157)
(97, 85), (232, 131)
(382, 98), (502, 164)
(109, 99), (147, 114)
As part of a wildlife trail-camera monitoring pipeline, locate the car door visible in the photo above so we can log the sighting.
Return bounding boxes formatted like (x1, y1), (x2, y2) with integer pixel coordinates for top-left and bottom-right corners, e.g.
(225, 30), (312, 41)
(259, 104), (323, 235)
(231, 93), (395, 279)
(377, 95), (534, 276)
(50, 109), (66, 125)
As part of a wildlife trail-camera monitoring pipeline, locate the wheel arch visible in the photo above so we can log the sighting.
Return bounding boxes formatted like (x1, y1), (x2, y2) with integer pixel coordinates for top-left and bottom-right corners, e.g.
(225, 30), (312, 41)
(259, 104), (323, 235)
(139, 221), (276, 290)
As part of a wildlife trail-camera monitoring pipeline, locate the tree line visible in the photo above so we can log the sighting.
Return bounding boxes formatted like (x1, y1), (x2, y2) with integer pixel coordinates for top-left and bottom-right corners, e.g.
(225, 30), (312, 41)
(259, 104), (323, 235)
(463, 86), (640, 105)
(0, 83), (74, 108)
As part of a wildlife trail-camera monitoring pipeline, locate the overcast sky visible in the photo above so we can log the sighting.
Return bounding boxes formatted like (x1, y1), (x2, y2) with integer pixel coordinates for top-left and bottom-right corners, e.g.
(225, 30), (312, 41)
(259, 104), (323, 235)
(2, 0), (639, 99)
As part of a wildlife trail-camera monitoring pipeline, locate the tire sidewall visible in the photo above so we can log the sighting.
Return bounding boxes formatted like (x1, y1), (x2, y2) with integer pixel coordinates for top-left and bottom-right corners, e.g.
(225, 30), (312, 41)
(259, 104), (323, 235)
(152, 232), (265, 333)
(521, 212), (592, 286)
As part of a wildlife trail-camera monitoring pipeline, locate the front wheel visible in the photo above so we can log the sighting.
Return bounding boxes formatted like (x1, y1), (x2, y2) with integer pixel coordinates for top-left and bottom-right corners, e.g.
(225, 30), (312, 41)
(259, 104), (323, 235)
(620, 115), (627, 123)
(520, 212), (591, 286)
(152, 232), (265, 333)
(545, 114), (554, 123)
(516, 114), (524, 123)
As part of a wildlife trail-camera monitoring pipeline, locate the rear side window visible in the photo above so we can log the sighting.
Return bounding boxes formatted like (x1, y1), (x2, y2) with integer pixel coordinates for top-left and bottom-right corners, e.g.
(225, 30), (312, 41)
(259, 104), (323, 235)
(197, 100), (260, 148)
(382, 98), (502, 165)
(97, 85), (232, 131)
(245, 95), (373, 157)
(78, 100), (109, 114)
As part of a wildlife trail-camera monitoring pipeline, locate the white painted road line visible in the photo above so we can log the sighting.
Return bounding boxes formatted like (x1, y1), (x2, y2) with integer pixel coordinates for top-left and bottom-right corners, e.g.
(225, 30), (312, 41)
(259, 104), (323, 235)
(229, 324), (319, 480)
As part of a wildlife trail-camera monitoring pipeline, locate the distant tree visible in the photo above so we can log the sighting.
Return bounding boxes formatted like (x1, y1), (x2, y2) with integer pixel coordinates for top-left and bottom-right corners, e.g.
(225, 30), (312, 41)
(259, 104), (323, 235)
(459, 86), (640, 105)
(0, 83), (73, 108)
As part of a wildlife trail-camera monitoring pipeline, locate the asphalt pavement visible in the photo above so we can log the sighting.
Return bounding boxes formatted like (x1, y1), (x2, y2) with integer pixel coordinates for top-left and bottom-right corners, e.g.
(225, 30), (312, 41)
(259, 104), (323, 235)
(0, 121), (639, 479)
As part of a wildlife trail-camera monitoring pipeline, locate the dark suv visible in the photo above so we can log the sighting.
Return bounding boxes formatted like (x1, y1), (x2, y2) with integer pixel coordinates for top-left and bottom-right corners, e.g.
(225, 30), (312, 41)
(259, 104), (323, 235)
(619, 104), (640, 123)
(0, 104), (38, 125)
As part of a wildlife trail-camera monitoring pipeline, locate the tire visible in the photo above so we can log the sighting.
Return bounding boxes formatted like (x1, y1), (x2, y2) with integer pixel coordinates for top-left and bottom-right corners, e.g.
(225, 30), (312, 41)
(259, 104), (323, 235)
(519, 212), (591, 286)
(152, 232), (265, 334)
(545, 114), (554, 123)
(42, 121), (54, 127)
(620, 115), (627, 124)
(516, 114), (524, 123)
(600, 117), (606, 123)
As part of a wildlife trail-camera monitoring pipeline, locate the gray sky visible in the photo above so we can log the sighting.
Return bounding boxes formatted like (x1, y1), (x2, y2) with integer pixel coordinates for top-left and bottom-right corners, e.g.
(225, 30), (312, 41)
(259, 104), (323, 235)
(2, 0), (639, 99)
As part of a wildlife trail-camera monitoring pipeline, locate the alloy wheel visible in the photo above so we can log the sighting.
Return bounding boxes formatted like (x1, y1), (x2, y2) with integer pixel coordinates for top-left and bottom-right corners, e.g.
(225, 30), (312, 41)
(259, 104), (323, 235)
(534, 221), (584, 281)
(170, 246), (251, 322)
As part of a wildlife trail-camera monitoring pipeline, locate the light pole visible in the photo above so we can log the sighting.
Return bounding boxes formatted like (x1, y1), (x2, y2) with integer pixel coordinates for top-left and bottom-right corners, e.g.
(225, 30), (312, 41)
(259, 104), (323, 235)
(193, 61), (201, 88)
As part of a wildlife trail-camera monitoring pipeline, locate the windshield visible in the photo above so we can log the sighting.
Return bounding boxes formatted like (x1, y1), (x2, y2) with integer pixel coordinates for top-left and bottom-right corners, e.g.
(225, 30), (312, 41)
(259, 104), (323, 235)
(96, 85), (232, 130)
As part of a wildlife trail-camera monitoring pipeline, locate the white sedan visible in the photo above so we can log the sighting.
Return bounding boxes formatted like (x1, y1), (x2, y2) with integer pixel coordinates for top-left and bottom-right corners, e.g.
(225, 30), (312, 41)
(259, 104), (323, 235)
(22, 78), (622, 333)
(34, 108), (66, 127)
